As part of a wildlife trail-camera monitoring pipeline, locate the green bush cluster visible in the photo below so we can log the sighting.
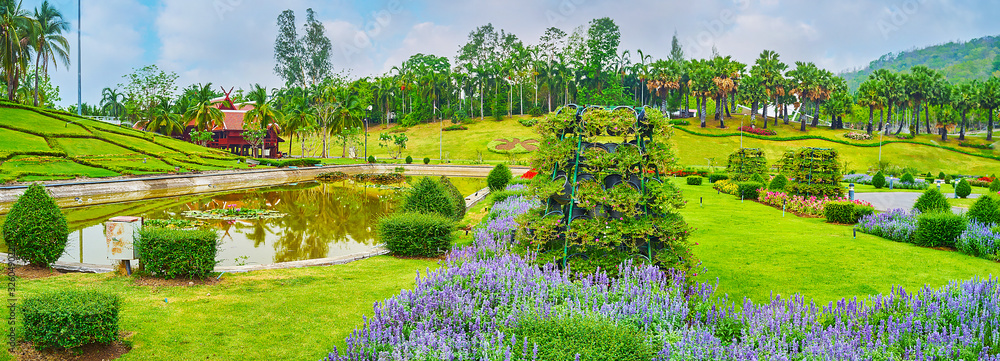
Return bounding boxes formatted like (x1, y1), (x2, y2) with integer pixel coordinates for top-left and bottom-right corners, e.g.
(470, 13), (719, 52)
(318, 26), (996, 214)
(367, 155), (376, 163)
(726, 148), (768, 182)
(914, 188), (951, 214)
(824, 201), (875, 224)
(737, 182), (763, 200)
(967, 195), (1000, 224)
(509, 313), (655, 361)
(528, 107), (544, 117)
(900, 172), (915, 184)
(990, 179), (1000, 192)
(423, 157), (431, 164)
(955, 179), (972, 198)
(489, 189), (530, 205)
(708, 173), (729, 183)
(781, 148), (844, 198)
(377, 212), (455, 257)
(23, 290), (120, 349)
(487, 163), (512, 192)
(402, 177), (456, 219)
(768, 174), (788, 191)
(405, 155), (413, 164)
(686, 176), (703, 185)
(2, 183), (68, 267)
(872, 171), (886, 189)
(136, 227), (219, 279)
(914, 212), (967, 248)
(438, 176), (466, 221)
(256, 158), (321, 167)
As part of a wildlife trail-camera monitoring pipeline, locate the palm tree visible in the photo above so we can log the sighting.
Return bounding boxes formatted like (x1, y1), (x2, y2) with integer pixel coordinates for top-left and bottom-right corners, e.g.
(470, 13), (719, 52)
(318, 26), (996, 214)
(904, 65), (937, 137)
(1, 0), (38, 102)
(244, 83), (283, 157)
(282, 93), (316, 157)
(953, 80), (979, 141)
(980, 76), (1000, 141)
(856, 76), (885, 135)
(184, 98), (223, 133)
(29, 0), (68, 107)
(143, 99), (183, 136)
(100, 87), (126, 118)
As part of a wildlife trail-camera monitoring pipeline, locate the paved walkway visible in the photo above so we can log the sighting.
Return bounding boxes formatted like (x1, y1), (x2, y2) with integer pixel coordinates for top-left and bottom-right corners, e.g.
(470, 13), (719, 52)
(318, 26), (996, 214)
(855, 191), (979, 213)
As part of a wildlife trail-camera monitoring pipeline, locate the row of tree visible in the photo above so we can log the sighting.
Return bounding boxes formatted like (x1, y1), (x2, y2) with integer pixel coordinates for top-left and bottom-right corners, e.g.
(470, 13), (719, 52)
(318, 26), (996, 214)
(0, 0), (70, 106)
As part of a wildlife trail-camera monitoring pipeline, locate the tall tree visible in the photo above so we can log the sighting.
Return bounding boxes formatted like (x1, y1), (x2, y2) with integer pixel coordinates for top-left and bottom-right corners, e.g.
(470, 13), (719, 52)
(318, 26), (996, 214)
(119, 65), (179, 124)
(952, 80), (979, 141)
(302, 8), (332, 86)
(856, 76), (885, 134)
(1, 0), (36, 102)
(274, 10), (303, 87)
(584, 17), (620, 93)
(981, 76), (1000, 141)
(904, 65), (937, 137)
(30, 0), (68, 107)
(669, 30), (684, 63)
(99, 87), (125, 118)
(244, 84), (284, 157)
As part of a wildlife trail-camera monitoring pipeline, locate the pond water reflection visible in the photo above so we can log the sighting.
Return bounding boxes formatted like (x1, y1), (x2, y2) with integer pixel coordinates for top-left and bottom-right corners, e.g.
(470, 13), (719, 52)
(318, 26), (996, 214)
(5, 181), (406, 267)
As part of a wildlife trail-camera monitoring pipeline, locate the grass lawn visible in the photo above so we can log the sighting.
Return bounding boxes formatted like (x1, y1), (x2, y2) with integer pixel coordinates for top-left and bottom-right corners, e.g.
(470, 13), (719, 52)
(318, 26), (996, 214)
(0, 128), (50, 154)
(678, 181), (1000, 305)
(0, 108), (91, 136)
(2, 256), (438, 361)
(0, 156), (119, 178)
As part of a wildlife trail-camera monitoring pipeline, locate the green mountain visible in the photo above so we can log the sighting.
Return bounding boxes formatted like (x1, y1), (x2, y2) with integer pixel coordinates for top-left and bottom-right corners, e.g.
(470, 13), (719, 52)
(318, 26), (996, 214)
(0, 102), (248, 183)
(841, 35), (1000, 91)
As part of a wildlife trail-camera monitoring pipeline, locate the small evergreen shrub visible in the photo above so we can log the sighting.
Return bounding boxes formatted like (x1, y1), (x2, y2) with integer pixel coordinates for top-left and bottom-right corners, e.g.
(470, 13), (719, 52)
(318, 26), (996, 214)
(737, 182), (763, 200)
(768, 174), (788, 191)
(402, 177), (456, 219)
(518, 117), (538, 127)
(136, 228), (219, 279)
(1, 183), (69, 267)
(686, 176), (703, 185)
(487, 163), (513, 192)
(824, 202), (857, 224)
(405, 155), (413, 164)
(967, 195), (1000, 225)
(750, 173), (766, 184)
(378, 212), (455, 257)
(439, 176), (466, 221)
(872, 171), (886, 189)
(990, 179), (1000, 193)
(23, 290), (120, 349)
(944, 175), (953, 183)
(900, 172), (916, 184)
(423, 157), (431, 165)
(956, 179), (972, 198)
(854, 204), (876, 222)
(913, 188), (951, 213)
(510, 313), (656, 361)
(914, 212), (967, 248)
(489, 189), (530, 205)
(938, 171), (946, 179)
(367, 155), (376, 163)
(708, 173), (729, 183)
(528, 106), (544, 117)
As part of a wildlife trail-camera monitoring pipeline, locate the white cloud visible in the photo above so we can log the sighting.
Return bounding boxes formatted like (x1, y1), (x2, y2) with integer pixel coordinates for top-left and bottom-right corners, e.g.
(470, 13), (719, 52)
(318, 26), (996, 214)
(380, 22), (464, 73)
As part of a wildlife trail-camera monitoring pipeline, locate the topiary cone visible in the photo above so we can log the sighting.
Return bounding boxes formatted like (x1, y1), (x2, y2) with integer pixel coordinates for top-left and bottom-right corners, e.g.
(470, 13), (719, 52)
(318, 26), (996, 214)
(2, 183), (69, 267)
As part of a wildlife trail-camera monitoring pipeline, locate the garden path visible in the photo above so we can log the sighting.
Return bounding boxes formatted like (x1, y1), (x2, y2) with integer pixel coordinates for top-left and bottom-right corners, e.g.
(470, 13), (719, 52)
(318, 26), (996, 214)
(855, 191), (979, 213)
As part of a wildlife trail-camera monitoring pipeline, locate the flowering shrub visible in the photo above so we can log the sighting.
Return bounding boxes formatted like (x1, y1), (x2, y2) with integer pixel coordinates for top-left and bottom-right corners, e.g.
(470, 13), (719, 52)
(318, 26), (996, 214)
(856, 208), (920, 243)
(757, 190), (871, 216)
(957, 221), (1000, 261)
(737, 126), (776, 136)
(713, 179), (738, 195)
(959, 142), (995, 150)
(970, 176), (997, 188)
(843, 131), (872, 141)
(328, 196), (1000, 360)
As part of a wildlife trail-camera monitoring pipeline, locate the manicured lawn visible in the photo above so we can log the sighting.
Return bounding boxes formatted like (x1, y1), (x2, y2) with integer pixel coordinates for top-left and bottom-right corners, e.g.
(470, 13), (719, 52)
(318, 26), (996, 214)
(0, 156), (119, 178)
(2, 256), (438, 361)
(0, 108), (91, 136)
(678, 181), (1000, 305)
(0, 128), (51, 154)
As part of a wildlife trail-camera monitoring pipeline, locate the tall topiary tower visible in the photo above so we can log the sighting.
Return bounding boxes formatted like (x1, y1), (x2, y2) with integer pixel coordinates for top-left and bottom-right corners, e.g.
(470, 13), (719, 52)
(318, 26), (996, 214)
(2, 184), (69, 267)
(726, 148), (768, 182)
(781, 148), (844, 198)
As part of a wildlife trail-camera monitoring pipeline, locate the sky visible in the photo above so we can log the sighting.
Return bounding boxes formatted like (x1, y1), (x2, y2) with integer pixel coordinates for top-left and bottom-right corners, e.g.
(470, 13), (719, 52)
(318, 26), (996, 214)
(27, 0), (1000, 107)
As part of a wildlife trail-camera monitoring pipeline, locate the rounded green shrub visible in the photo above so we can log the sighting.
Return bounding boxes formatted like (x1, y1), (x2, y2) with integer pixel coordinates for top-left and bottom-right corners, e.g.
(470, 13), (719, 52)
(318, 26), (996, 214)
(136, 227), (219, 279)
(423, 157), (431, 165)
(872, 171), (886, 189)
(955, 179), (972, 198)
(914, 188), (951, 213)
(438, 176), (466, 221)
(378, 212), (455, 257)
(914, 212), (967, 248)
(686, 176), (703, 185)
(708, 173), (729, 183)
(367, 155), (376, 163)
(824, 202), (857, 224)
(737, 182), (764, 200)
(944, 175), (953, 183)
(749, 173), (766, 184)
(900, 172), (915, 184)
(2, 183), (69, 267)
(967, 195), (1000, 225)
(990, 179), (1000, 193)
(23, 290), (120, 349)
(487, 163), (512, 192)
(510, 313), (656, 361)
(938, 171), (946, 179)
(768, 174), (788, 191)
(405, 155), (413, 164)
(528, 106), (544, 117)
(402, 177), (455, 219)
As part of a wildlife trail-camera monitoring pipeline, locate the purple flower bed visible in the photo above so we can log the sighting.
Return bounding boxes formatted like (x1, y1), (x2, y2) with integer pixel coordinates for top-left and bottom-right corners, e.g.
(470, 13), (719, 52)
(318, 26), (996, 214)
(958, 221), (1000, 260)
(326, 198), (1000, 360)
(856, 208), (920, 243)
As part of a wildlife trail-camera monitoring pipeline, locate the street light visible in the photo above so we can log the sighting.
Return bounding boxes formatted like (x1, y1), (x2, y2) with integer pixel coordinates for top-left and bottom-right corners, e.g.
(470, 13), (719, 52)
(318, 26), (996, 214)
(364, 105), (372, 160)
(437, 105), (442, 162)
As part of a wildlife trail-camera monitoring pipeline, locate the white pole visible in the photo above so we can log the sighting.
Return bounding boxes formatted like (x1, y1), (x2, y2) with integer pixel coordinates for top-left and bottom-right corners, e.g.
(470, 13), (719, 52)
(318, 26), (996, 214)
(878, 129), (883, 162)
(77, 0), (81, 115)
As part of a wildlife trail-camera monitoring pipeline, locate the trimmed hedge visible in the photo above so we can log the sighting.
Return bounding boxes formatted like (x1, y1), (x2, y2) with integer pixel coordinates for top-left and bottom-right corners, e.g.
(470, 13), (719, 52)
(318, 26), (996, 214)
(967, 195), (1000, 225)
(405, 155), (413, 164)
(136, 227), (219, 279)
(423, 157), (431, 164)
(2, 183), (69, 267)
(914, 188), (951, 214)
(487, 163), (512, 192)
(990, 179), (1000, 193)
(737, 182), (763, 200)
(956, 179), (972, 198)
(511, 313), (656, 361)
(378, 212), (455, 257)
(914, 212), (967, 248)
(824, 202), (875, 224)
(768, 174), (788, 191)
(256, 158), (322, 167)
(686, 176), (703, 185)
(402, 177), (456, 219)
(439, 176), (466, 221)
(708, 173), (729, 183)
(872, 171), (886, 189)
(900, 172), (915, 184)
(23, 290), (120, 349)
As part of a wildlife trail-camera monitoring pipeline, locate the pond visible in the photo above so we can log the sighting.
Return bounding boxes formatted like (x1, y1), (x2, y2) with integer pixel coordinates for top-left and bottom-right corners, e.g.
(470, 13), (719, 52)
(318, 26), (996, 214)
(0, 176), (486, 267)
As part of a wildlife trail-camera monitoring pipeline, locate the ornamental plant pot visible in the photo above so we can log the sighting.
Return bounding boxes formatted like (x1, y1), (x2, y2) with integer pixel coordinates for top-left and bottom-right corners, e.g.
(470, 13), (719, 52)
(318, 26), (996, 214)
(606, 126), (621, 137)
(626, 174), (642, 189)
(569, 204), (590, 221)
(603, 174), (624, 190)
(589, 205), (608, 219)
(576, 172), (595, 183)
(544, 196), (565, 216)
(602, 142), (619, 154)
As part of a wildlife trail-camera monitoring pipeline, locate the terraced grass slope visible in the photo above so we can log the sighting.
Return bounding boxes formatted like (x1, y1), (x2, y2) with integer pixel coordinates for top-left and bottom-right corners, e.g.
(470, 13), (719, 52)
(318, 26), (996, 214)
(0, 103), (248, 183)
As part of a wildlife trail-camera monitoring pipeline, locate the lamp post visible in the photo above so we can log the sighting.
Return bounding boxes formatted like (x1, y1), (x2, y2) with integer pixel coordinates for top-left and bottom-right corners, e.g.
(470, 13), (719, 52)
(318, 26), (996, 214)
(437, 105), (442, 161)
(364, 105), (372, 160)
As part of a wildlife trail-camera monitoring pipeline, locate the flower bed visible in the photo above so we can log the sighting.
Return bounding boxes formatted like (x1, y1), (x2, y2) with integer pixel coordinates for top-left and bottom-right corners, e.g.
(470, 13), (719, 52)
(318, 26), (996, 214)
(757, 190), (871, 217)
(843, 131), (872, 141)
(327, 196), (1000, 360)
(181, 206), (283, 220)
(737, 126), (775, 136)
(352, 172), (405, 185)
(442, 125), (468, 131)
(957, 221), (1000, 261)
(856, 208), (920, 243)
(959, 142), (994, 150)
(970, 176), (997, 188)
